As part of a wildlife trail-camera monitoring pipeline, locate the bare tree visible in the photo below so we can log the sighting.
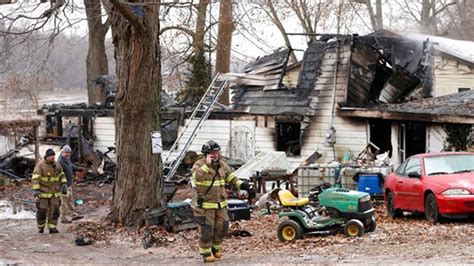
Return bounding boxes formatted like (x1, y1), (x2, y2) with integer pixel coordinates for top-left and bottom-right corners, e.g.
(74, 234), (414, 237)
(84, 0), (110, 104)
(256, 0), (297, 63)
(445, 0), (474, 40)
(396, 0), (457, 34)
(350, 0), (383, 30)
(248, 0), (333, 63)
(215, 0), (234, 105)
(106, 0), (162, 227)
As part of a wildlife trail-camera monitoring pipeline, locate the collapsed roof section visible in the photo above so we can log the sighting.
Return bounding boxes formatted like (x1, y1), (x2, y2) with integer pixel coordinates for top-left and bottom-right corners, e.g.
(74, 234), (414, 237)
(345, 32), (430, 107)
(231, 32), (428, 117)
(340, 90), (474, 124)
(230, 48), (310, 116)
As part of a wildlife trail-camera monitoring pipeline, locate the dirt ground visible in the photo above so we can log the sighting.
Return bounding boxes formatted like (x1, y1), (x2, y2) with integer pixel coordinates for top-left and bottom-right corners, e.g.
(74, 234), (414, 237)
(1, 181), (474, 265)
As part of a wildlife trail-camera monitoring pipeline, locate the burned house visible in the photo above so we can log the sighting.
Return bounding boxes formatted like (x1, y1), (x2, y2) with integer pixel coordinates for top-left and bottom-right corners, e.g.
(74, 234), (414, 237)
(171, 31), (473, 167)
(37, 76), (182, 164)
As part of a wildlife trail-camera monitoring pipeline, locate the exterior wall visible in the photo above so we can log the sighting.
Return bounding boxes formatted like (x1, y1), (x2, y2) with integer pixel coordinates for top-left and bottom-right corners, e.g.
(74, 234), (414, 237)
(0, 135), (16, 155)
(93, 117), (116, 161)
(390, 122), (400, 167)
(91, 116), (276, 164)
(164, 118), (275, 162)
(282, 66), (301, 88)
(427, 124), (447, 152)
(301, 45), (368, 162)
(433, 55), (474, 97)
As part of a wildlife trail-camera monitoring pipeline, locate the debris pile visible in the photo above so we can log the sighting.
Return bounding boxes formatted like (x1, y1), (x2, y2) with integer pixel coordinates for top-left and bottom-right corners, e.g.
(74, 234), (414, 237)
(0, 140), (36, 181)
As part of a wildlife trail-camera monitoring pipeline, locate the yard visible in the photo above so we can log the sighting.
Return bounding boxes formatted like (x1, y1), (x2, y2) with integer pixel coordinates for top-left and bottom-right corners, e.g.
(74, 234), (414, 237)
(1, 181), (473, 264)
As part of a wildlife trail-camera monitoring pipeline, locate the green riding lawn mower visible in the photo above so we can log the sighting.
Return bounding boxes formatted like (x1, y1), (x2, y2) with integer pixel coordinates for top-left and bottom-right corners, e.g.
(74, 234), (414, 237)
(276, 181), (376, 242)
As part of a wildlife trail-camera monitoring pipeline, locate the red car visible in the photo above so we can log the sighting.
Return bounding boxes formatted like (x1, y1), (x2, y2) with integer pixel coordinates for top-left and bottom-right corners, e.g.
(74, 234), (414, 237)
(384, 152), (474, 223)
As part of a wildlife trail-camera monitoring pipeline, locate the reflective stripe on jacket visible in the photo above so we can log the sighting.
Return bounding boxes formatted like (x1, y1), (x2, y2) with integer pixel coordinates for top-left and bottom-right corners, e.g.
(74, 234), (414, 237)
(32, 160), (66, 198)
(191, 158), (243, 209)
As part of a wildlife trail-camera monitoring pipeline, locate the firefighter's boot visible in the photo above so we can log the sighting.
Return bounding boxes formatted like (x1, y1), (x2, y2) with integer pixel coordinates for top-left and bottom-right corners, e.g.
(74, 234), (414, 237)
(203, 255), (216, 263)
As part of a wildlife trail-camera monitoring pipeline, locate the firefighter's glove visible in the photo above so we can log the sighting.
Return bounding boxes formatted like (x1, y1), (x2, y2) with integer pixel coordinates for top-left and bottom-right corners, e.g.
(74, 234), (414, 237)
(61, 184), (68, 195)
(33, 190), (40, 199)
(240, 181), (252, 191)
(240, 181), (256, 199)
(196, 196), (203, 207)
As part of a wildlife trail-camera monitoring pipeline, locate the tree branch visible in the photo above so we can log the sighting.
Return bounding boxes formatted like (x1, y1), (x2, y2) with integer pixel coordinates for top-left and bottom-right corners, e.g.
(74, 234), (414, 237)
(160, 25), (195, 37)
(41, 0), (65, 18)
(430, 1), (457, 21)
(109, 0), (144, 34)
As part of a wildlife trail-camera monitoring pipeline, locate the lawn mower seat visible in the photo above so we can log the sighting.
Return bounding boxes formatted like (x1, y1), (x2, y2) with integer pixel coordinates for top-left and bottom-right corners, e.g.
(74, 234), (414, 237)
(278, 190), (309, 207)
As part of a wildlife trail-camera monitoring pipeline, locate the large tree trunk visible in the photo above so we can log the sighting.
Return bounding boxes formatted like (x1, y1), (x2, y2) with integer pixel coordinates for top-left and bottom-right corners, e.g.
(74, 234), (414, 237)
(84, 0), (109, 105)
(215, 0), (234, 105)
(107, 0), (162, 227)
(193, 0), (209, 59)
(375, 0), (383, 30)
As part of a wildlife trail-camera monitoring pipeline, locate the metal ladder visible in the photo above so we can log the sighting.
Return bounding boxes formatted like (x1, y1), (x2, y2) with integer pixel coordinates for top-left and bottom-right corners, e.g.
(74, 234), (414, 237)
(164, 73), (228, 181)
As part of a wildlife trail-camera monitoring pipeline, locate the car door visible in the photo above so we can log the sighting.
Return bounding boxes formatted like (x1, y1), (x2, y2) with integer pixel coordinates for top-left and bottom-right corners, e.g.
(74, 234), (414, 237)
(392, 160), (408, 209)
(399, 157), (423, 211)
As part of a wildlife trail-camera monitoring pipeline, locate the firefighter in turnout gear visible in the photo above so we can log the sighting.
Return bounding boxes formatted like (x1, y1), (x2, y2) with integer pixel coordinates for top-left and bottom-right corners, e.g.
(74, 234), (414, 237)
(32, 149), (67, 233)
(192, 140), (252, 263)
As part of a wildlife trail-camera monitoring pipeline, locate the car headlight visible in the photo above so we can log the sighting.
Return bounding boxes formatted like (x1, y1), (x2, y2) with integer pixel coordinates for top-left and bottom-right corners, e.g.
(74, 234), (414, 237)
(360, 195), (371, 202)
(440, 189), (472, 195)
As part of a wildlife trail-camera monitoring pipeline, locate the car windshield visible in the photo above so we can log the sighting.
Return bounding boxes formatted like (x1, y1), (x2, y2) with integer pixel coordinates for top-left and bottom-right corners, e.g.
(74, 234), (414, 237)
(424, 154), (474, 176)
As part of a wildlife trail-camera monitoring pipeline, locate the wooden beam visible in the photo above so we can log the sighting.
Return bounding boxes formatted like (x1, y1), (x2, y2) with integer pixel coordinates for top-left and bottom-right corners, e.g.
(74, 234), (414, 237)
(338, 108), (474, 124)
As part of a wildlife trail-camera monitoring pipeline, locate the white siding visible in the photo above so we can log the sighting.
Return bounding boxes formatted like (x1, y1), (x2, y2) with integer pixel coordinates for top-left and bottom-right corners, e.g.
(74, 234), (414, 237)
(164, 119), (274, 162)
(427, 125), (447, 153)
(0, 135), (16, 155)
(301, 45), (368, 162)
(93, 117), (116, 161)
(90, 117), (275, 163)
(433, 56), (474, 97)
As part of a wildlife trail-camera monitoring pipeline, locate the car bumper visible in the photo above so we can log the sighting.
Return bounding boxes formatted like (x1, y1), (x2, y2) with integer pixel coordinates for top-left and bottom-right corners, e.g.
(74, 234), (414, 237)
(436, 195), (474, 214)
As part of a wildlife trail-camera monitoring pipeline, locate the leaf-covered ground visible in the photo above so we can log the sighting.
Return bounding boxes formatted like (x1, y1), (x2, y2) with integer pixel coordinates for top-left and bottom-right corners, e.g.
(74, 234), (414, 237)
(1, 181), (473, 264)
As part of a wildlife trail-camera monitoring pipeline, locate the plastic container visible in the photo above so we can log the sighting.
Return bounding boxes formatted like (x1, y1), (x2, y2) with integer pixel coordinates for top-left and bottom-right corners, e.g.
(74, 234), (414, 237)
(357, 174), (382, 195)
(228, 199), (250, 221)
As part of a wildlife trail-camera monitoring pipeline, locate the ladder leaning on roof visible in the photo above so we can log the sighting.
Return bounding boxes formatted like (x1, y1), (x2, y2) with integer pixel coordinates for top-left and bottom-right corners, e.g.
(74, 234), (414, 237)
(163, 73), (229, 181)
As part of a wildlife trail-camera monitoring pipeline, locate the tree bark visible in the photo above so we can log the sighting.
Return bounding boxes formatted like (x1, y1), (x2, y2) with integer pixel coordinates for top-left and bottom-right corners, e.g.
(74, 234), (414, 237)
(107, 0), (162, 227)
(215, 0), (234, 105)
(84, 0), (109, 105)
(193, 0), (209, 59)
(375, 0), (383, 30)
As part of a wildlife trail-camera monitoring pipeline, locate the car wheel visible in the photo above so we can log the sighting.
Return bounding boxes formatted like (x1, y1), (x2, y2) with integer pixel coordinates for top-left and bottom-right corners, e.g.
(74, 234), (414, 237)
(277, 219), (304, 242)
(424, 193), (441, 224)
(343, 219), (365, 237)
(387, 192), (402, 218)
(365, 216), (377, 233)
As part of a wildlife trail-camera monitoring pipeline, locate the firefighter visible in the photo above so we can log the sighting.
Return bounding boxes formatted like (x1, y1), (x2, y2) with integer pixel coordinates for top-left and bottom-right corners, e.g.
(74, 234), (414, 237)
(32, 149), (67, 233)
(191, 140), (252, 263)
(58, 145), (83, 223)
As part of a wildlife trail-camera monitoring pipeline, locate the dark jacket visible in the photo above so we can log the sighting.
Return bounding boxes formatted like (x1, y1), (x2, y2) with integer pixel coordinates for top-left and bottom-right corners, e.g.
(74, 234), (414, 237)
(58, 155), (79, 186)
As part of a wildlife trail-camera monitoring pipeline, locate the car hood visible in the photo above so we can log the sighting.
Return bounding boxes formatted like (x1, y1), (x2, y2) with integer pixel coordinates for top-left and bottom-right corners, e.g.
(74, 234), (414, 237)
(425, 172), (474, 192)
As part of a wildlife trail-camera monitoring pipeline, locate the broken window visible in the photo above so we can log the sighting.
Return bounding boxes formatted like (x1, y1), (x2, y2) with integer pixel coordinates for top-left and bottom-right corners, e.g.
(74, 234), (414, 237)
(369, 119), (392, 157)
(276, 122), (300, 156)
(401, 122), (426, 158)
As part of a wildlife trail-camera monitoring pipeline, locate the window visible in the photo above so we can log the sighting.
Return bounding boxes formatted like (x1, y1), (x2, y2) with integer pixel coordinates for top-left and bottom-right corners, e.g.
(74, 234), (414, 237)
(396, 160), (408, 175)
(276, 122), (301, 156)
(458, 88), (470, 92)
(403, 158), (421, 177)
